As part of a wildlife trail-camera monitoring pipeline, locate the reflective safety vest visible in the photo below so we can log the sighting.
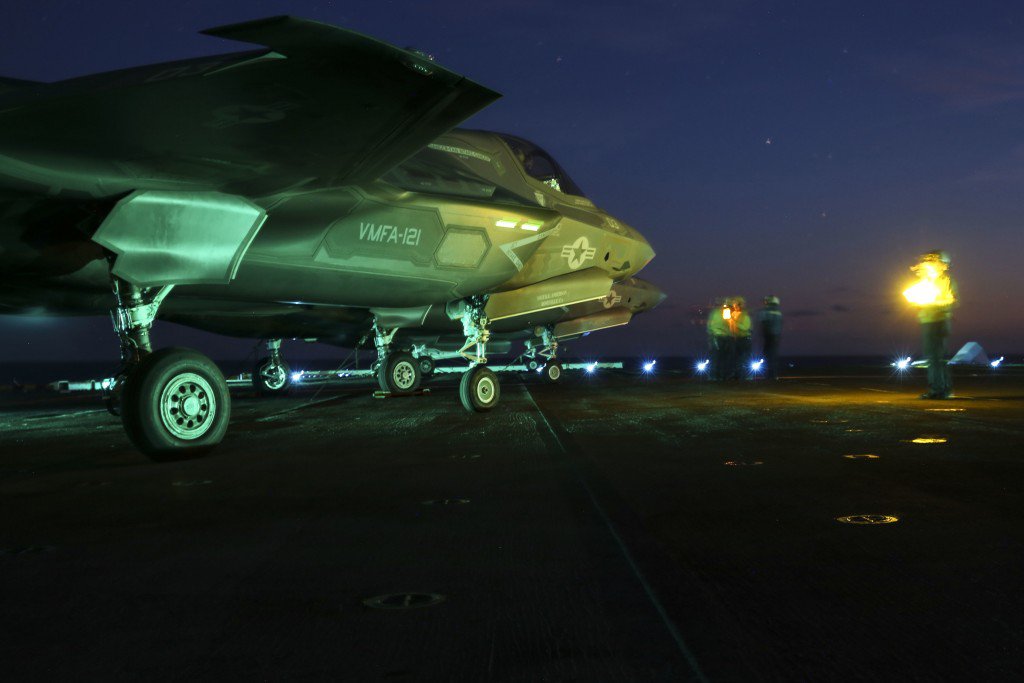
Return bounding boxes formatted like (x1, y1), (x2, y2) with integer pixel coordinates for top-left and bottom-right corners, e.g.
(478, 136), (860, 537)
(917, 276), (958, 323)
(730, 310), (751, 338)
(707, 307), (730, 336)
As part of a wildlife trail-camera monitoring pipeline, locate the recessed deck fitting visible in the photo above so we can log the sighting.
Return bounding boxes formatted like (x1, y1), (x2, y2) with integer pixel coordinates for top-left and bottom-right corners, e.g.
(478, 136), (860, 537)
(362, 593), (447, 610)
(836, 514), (898, 525)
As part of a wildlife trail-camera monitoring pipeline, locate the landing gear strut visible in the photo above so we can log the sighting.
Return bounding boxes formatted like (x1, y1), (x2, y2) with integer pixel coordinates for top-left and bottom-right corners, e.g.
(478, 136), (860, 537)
(253, 339), (291, 396)
(107, 276), (230, 459)
(104, 278), (175, 415)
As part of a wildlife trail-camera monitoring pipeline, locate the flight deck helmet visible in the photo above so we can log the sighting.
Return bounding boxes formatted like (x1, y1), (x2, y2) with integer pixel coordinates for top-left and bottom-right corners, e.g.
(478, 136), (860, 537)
(920, 250), (951, 265)
(914, 250), (951, 276)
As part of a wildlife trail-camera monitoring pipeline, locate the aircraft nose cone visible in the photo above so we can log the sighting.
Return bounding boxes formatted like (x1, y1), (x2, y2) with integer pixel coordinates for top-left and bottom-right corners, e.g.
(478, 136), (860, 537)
(646, 282), (667, 309)
(619, 278), (666, 312)
(611, 220), (655, 275)
(630, 232), (655, 270)
(637, 237), (655, 270)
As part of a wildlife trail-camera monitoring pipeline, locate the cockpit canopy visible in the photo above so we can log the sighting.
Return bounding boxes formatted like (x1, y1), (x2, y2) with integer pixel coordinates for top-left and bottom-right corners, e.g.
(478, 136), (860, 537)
(383, 130), (586, 203)
(499, 134), (586, 197)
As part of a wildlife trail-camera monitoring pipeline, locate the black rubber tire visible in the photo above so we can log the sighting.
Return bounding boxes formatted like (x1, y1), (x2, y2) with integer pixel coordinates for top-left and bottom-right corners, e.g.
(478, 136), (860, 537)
(544, 361), (563, 383)
(527, 359), (539, 371)
(459, 365), (500, 412)
(120, 347), (231, 461)
(103, 370), (132, 416)
(104, 395), (121, 416)
(253, 356), (292, 396)
(377, 351), (421, 394)
(417, 356), (436, 377)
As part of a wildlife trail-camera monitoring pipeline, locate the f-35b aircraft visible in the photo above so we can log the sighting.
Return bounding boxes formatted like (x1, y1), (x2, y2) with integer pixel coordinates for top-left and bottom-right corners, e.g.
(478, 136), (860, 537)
(0, 17), (664, 458)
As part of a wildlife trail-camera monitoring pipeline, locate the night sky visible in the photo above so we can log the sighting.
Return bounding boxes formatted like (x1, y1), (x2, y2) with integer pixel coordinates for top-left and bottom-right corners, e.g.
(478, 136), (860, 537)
(2, 1), (1022, 363)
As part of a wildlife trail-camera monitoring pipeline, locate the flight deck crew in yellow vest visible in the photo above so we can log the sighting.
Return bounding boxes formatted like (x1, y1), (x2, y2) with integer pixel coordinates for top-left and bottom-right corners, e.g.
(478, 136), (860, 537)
(728, 297), (752, 379)
(707, 298), (733, 380)
(903, 250), (958, 399)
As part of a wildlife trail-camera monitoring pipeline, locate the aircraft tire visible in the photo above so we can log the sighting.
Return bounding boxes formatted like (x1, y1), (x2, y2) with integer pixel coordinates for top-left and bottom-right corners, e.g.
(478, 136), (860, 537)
(544, 361), (563, 383)
(121, 347), (231, 461)
(104, 370), (131, 416)
(253, 356), (292, 396)
(104, 396), (121, 416)
(378, 351), (421, 394)
(460, 365), (500, 412)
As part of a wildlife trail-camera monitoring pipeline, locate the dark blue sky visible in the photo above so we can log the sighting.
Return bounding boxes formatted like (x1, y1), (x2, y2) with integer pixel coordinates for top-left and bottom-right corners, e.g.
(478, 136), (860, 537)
(1, 0), (1022, 362)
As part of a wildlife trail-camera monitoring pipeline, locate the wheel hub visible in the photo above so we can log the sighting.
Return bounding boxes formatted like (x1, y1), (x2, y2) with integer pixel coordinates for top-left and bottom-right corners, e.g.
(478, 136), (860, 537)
(477, 376), (495, 403)
(181, 395), (201, 417)
(394, 361), (416, 390)
(261, 363), (286, 390)
(160, 372), (216, 440)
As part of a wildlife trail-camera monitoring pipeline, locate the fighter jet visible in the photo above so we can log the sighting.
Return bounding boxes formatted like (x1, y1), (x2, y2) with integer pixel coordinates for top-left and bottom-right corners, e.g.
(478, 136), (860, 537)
(0, 16), (663, 458)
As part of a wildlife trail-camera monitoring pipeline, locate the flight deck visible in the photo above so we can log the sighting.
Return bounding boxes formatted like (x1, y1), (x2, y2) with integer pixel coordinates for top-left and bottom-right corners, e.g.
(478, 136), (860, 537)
(1, 367), (1022, 680)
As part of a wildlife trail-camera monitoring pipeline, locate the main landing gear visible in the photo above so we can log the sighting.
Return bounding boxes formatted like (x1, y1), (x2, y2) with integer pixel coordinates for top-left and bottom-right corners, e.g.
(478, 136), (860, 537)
(372, 324), (422, 394)
(253, 339), (291, 396)
(121, 348), (230, 457)
(368, 301), (502, 412)
(378, 351), (422, 393)
(106, 276), (230, 460)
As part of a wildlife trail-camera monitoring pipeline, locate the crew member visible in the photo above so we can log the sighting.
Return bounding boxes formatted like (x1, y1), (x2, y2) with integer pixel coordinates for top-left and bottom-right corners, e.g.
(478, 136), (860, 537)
(903, 250), (958, 399)
(707, 298), (733, 381)
(758, 295), (783, 379)
(729, 297), (752, 378)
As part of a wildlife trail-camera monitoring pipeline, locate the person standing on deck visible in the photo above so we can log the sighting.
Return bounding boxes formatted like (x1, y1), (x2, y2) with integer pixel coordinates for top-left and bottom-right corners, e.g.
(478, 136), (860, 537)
(903, 251), (958, 399)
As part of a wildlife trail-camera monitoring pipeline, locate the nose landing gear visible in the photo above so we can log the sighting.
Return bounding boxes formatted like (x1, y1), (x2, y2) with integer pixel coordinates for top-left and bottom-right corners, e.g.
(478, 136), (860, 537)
(523, 327), (562, 382)
(452, 299), (501, 412)
(543, 360), (563, 383)
(459, 364), (500, 412)
(253, 339), (292, 396)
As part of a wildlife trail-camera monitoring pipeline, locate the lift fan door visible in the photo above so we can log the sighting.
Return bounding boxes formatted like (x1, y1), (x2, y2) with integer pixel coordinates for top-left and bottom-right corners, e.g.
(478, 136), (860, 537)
(93, 190), (266, 288)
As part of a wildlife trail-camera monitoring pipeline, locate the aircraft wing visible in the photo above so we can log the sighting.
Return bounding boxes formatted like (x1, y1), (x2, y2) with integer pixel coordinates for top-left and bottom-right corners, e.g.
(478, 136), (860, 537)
(0, 16), (500, 197)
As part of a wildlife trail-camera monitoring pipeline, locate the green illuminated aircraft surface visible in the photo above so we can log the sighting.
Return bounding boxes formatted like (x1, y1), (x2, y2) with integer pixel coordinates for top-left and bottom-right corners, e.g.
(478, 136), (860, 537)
(0, 16), (664, 458)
